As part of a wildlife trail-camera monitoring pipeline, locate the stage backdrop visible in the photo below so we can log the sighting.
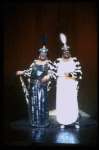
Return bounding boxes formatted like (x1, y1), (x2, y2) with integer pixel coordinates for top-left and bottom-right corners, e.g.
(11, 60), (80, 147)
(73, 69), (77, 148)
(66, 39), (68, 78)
(3, 2), (98, 120)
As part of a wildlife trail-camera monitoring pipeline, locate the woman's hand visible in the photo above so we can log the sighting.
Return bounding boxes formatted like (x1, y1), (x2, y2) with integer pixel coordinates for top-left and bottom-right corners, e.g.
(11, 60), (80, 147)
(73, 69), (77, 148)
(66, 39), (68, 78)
(64, 72), (75, 80)
(64, 72), (69, 78)
(16, 71), (23, 75)
(41, 75), (49, 82)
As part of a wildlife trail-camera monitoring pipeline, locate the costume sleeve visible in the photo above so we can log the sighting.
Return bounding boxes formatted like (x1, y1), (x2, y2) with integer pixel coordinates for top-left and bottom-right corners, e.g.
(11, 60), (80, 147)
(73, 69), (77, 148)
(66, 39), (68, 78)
(69, 57), (82, 81)
(53, 58), (61, 78)
(47, 60), (57, 81)
(23, 60), (35, 77)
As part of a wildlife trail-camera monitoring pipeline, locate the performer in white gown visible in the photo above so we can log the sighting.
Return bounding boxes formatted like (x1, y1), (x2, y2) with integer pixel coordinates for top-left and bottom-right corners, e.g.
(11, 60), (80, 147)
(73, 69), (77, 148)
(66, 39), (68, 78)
(54, 33), (82, 128)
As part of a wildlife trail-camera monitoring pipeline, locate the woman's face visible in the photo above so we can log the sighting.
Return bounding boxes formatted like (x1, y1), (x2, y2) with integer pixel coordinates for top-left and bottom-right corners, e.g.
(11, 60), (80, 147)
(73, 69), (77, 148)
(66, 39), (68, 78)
(39, 51), (47, 61)
(62, 50), (71, 59)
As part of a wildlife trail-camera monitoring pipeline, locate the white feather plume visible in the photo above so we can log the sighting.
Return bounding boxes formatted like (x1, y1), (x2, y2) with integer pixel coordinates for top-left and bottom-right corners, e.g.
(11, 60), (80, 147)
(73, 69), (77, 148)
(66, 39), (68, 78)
(60, 33), (67, 45)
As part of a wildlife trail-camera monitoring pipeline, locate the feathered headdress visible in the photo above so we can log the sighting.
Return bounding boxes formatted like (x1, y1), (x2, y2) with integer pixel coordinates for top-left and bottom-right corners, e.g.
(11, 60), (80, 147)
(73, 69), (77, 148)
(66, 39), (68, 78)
(60, 33), (70, 50)
(39, 34), (48, 52)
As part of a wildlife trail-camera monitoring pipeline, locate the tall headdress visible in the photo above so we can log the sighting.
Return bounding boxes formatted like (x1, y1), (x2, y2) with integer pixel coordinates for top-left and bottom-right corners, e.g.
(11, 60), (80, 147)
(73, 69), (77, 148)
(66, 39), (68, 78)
(39, 34), (48, 53)
(60, 33), (70, 50)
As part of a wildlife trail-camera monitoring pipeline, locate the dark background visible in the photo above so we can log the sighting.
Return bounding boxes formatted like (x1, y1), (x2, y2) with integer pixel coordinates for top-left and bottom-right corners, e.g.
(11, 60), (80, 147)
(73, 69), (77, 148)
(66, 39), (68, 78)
(3, 2), (98, 121)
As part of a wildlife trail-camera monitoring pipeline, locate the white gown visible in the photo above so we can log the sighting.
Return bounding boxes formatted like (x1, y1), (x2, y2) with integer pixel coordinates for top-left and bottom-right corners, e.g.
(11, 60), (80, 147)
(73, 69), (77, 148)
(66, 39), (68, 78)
(56, 58), (78, 125)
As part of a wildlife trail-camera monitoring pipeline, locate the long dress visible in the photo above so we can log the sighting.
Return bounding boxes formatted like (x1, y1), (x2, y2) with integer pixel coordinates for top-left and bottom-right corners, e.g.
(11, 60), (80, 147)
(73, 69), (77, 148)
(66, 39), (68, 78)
(28, 64), (49, 127)
(21, 60), (56, 127)
(56, 58), (79, 125)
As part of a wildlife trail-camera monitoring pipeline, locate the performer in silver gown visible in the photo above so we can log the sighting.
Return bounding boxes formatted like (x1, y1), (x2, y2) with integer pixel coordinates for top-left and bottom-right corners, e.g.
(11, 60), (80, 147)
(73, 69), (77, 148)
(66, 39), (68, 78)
(54, 33), (82, 128)
(16, 34), (56, 127)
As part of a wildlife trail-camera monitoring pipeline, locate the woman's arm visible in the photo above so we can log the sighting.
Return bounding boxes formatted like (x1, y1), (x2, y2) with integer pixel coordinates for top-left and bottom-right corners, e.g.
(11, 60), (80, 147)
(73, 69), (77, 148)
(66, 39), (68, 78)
(16, 71), (24, 75)
(41, 60), (57, 82)
(69, 57), (82, 81)
(48, 60), (58, 81)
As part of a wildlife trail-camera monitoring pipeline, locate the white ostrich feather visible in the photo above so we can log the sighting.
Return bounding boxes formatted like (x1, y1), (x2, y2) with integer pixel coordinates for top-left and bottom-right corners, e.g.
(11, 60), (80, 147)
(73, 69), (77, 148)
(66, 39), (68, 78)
(60, 33), (67, 45)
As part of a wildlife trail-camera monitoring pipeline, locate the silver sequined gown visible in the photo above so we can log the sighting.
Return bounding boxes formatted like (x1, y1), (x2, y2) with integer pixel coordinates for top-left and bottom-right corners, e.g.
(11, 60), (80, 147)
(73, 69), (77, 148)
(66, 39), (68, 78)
(28, 64), (49, 127)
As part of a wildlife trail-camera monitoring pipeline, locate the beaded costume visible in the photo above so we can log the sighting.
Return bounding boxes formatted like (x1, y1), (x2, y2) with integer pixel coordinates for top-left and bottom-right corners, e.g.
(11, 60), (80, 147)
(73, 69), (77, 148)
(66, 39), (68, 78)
(20, 60), (55, 127)
(19, 34), (56, 127)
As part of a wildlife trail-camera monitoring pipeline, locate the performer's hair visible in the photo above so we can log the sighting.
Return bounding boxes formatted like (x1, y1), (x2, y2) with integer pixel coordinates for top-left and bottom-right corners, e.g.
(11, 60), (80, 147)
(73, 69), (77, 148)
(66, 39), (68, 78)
(37, 51), (49, 57)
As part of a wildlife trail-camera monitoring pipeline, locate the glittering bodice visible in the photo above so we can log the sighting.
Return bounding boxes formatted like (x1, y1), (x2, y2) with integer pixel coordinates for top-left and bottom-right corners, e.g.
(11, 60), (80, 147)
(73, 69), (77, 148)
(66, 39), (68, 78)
(30, 64), (46, 80)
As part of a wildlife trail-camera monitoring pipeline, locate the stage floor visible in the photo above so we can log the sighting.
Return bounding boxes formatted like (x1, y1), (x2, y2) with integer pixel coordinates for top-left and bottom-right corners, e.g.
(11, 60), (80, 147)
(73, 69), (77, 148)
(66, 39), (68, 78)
(3, 116), (98, 147)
